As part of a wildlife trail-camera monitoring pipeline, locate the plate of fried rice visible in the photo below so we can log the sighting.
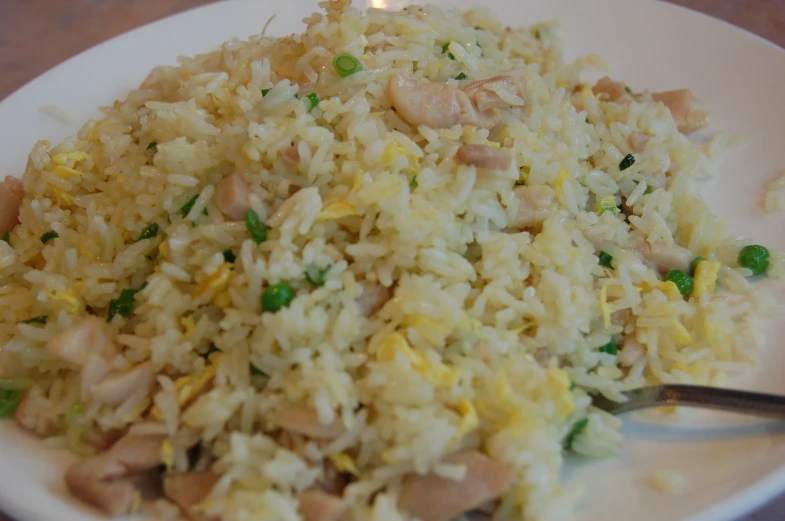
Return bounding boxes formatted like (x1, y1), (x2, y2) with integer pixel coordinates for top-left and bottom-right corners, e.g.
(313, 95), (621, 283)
(2, 0), (785, 520)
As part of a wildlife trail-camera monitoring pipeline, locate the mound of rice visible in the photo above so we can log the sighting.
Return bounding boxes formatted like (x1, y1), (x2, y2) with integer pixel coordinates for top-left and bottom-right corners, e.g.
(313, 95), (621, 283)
(1, 1), (783, 520)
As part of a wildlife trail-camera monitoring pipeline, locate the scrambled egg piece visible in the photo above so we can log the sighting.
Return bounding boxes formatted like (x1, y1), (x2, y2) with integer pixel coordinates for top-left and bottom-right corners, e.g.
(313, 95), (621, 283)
(213, 291), (232, 309)
(150, 357), (220, 419)
(693, 260), (721, 298)
(454, 398), (479, 440)
(547, 367), (575, 417)
(401, 313), (451, 347)
(317, 198), (355, 221)
(328, 453), (360, 477)
(377, 332), (457, 387)
(160, 438), (175, 469)
(52, 151), (89, 166)
(47, 289), (81, 315)
(554, 168), (570, 201)
(181, 316), (196, 338)
(52, 166), (82, 179)
(670, 319), (693, 346)
(381, 142), (420, 172)
(640, 280), (682, 301)
(192, 263), (232, 299)
(599, 282), (611, 329)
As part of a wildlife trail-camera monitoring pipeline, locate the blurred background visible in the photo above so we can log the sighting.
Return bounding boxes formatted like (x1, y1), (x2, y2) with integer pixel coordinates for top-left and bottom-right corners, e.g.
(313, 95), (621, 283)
(0, 0), (783, 520)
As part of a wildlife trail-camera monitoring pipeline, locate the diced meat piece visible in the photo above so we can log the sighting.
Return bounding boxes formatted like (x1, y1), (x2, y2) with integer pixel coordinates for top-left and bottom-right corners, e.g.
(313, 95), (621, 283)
(0, 177), (24, 238)
(89, 361), (156, 406)
(652, 89), (710, 133)
(355, 280), (391, 317)
(281, 143), (301, 166)
(297, 490), (347, 521)
(639, 241), (693, 273)
(397, 450), (514, 521)
(628, 131), (649, 153)
(84, 427), (126, 451)
(214, 173), (250, 221)
(318, 459), (349, 495)
(46, 316), (115, 365)
(619, 337), (646, 367)
(64, 434), (168, 515)
(163, 471), (220, 521)
(592, 76), (634, 105)
(511, 185), (556, 229)
(388, 75), (462, 129)
(387, 75), (527, 130)
(14, 389), (54, 437)
(275, 404), (344, 440)
(455, 145), (512, 170)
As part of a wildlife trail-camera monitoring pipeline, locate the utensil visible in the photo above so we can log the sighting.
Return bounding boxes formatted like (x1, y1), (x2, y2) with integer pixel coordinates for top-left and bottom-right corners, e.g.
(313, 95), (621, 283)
(592, 384), (785, 419)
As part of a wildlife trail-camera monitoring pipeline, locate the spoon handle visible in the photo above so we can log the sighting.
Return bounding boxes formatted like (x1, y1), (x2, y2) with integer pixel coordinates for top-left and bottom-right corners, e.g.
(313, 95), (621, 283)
(593, 384), (785, 419)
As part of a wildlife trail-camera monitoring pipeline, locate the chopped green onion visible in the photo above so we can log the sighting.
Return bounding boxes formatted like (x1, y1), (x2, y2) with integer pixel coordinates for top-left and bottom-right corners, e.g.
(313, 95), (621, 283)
(262, 282), (295, 313)
(0, 377), (33, 391)
(644, 185), (653, 195)
(333, 53), (363, 77)
(690, 256), (706, 276)
(187, 443), (202, 468)
(569, 380), (576, 391)
(533, 29), (541, 40)
(664, 270), (694, 297)
(223, 249), (236, 263)
(441, 42), (455, 60)
(245, 210), (268, 244)
(65, 401), (85, 428)
(0, 389), (25, 418)
(625, 86), (633, 95)
(108, 288), (140, 322)
(410, 175), (419, 189)
(146, 141), (158, 153)
(596, 195), (619, 216)
(598, 338), (618, 355)
(40, 230), (58, 244)
(1, 231), (9, 244)
(455, 72), (467, 80)
(619, 154), (635, 171)
(306, 93), (319, 111)
(564, 418), (589, 450)
(305, 264), (332, 287)
(19, 316), (47, 325)
(251, 364), (268, 377)
(181, 195), (199, 217)
(738, 245), (770, 276)
(136, 223), (159, 242)
(262, 88), (271, 97)
(598, 251), (614, 269)
(205, 344), (221, 359)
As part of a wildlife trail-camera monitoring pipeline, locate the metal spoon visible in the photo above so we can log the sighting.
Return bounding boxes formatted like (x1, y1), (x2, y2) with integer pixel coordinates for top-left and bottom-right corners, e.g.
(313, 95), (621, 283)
(591, 384), (785, 419)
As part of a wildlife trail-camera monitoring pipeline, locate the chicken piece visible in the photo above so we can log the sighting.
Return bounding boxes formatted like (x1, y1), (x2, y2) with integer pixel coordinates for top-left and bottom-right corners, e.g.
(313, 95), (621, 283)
(281, 143), (301, 166)
(214, 173), (250, 221)
(297, 490), (347, 521)
(639, 241), (693, 273)
(318, 459), (349, 495)
(355, 280), (391, 317)
(651, 89), (710, 133)
(397, 450), (514, 521)
(387, 75), (526, 130)
(619, 337), (646, 367)
(84, 427), (126, 451)
(45, 316), (115, 365)
(163, 471), (220, 521)
(592, 76), (635, 105)
(275, 403), (344, 440)
(627, 131), (649, 153)
(511, 184), (556, 229)
(0, 177), (24, 240)
(89, 361), (156, 406)
(455, 145), (512, 170)
(64, 434), (168, 515)
(14, 389), (54, 437)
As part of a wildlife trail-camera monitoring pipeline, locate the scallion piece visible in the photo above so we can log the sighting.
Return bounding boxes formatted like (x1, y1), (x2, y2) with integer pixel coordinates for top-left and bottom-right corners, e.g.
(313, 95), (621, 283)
(108, 288), (141, 322)
(245, 210), (268, 244)
(40, 230), (58, 244)
(625, 86), (633, 95)
(223, 249), (236, 263)
(441, 42), (455, 60)
(596, 195), (619, 216)
(19, 316), (47, 325)
(2, 231), (10, 244)
(306, 92), (319, 111)
(598, 338), (618, 355)
(181, 195), (199, 217)
(305, 264), (332, 286)
(333, 53), (362, 77)
(619, 154), (635, 171)
(455, 72), (467, 80)
(262, 88), (271, 97)
(564, 418), (589, 450)
(146, 141), (158, 153)
(598, 251), (614, 269)
(0, 389), (25, 418)
(410, 175), (418, 189)
(136, 223), (159, 242)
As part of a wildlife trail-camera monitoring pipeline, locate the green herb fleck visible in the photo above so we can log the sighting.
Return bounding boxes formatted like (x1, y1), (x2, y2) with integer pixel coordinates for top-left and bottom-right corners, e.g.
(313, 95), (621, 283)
(40, 230), (59, 244)
(333, 53), (363, 77)
(306, 93), (319, 111)
(245, 209), (268, 245)
(181, 195), (199, 217)
(619, 154), (635, 171)
(223, 249), (236, 263)
(598, 338), (618, 356)
(136, 223), (159, 242)
(564, 418), (589, 450)
(598, 251), (614, 269)
(569, 380), (576, 391)
(738, 245), (770, 276)
(441, 42), (455, 60)
(262, 282), (295, 313)
(664, 270), (694, 297)
(455, 72), (467, 80)
(251, 365), (268, 377)
(644, 184), (653, 195)
(411, 175), (419, 189)
(625, 86), (633, 95)
(108, 288), (140, 322)
(262, 88), (271, 97)
(305, 264), (332, 287)
(19, 316), (47, 325)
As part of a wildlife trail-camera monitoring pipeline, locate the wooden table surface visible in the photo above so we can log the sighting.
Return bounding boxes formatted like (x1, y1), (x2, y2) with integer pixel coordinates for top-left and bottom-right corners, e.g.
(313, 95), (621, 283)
(1, 0), (784, 520)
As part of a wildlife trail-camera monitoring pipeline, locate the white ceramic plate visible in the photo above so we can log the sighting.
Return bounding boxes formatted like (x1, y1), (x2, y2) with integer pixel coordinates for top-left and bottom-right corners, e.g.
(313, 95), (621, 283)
(2, 1), (785, 520)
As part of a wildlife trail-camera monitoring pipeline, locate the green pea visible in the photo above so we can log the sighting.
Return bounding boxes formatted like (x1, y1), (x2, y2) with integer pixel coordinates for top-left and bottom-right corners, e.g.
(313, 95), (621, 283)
(664, 270), (694, 297)
(690, 256), (706, 276)
(598, 338), (617, 355)
(738, 245), (769, 276)
(262, 282), (295, 313)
